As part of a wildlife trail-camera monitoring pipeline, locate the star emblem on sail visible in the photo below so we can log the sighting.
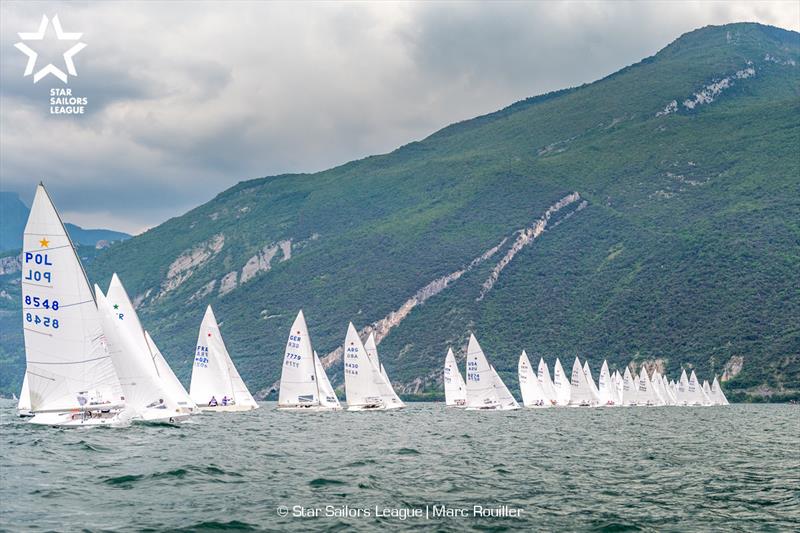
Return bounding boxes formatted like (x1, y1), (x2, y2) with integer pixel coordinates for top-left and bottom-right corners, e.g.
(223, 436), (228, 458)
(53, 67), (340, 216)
(14, 15), (86, 83)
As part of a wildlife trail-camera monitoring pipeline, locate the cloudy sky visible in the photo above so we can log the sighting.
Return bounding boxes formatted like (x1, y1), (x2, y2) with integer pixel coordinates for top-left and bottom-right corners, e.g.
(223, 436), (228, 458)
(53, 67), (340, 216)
(1, 1), (797, 234)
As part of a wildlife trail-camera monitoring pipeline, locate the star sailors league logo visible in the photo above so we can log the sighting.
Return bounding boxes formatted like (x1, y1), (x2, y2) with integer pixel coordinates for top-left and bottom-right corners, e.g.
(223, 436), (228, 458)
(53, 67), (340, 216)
(14, 15), (86, 84)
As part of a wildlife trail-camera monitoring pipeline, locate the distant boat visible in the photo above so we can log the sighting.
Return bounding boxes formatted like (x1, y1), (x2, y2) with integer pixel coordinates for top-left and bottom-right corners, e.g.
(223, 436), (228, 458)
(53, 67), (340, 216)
(568, 357), (599, 407)
(621, 367), (639, 406)
(583, 361), (601, 402)
(597, 360), (618, 406)
(687, 370), (707, 406)
(364, 333), (404, 409)
(552, 358), (571, 406)
(278, 310), (341, 410)
(343, 322), (389, 410)
(537, 358), (558, 406)
(701, 379), (714, 406)
(189, 306), (259, 412)
(16, 372), (32, 417)
(103, 273), (193, 419)
(710, 376), (730, 405)
(636, 367), (663, 406)
(443, 348), (467, 407)
(314, 350), (342, 410)
(464, 334), (519, 410)
(22, 184), (128, 427)
(518, 351), (548, 408)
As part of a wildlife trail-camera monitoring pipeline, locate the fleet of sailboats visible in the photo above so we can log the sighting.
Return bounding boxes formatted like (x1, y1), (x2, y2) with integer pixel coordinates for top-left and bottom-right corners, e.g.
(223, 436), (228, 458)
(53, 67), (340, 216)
(13, 183), (733, 425)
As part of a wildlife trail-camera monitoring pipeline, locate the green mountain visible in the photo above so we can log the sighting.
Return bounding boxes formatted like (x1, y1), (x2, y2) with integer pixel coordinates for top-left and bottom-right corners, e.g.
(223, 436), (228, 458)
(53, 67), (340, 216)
(1, 23), (798, 401)
(0, 191), (131, 252)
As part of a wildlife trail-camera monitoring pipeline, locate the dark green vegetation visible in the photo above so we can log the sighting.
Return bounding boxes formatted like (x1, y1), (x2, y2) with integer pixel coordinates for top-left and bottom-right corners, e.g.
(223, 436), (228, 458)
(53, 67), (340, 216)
(0, 191), (131, 252)
(1, 23), (797, 401)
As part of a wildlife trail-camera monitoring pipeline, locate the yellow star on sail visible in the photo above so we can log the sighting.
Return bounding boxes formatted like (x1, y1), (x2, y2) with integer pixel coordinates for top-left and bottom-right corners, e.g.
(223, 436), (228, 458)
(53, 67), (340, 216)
(39, 237), (50, 248)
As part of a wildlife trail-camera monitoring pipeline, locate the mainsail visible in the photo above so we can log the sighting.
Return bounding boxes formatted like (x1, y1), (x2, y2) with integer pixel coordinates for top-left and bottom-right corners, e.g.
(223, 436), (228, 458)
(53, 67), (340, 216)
(490, 365), (520, 410)
(569, 357), (599, 406)
(597, 360), (617, 406)
(343, 322), (385, 410)
(622, 367), (639, 406)
(686, 370), (707, 406)
(710, 377), (730, 406)
(518, 351), (547, 407)
(278, 310), (320, 408)
(537, 358), (557, 406)
(465, 334), (502, 410)
(552, 358), (571, 406)
(364, 332), (404, 409)
(443, 348), (467, 407)
(189, 306), (259, 411)
(144, 331), (196, 412)
(314, 351), (341, 409)
(22, 184), (124, 416)
(583, 361), (601, 400)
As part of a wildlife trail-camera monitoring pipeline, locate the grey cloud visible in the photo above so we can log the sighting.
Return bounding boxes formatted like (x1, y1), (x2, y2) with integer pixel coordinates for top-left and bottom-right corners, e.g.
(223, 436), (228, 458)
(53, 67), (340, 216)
(1, 1), (797, 234)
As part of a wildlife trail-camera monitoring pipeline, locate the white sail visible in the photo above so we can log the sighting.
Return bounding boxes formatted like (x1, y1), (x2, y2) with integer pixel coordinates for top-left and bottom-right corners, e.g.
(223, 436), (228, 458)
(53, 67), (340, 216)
(278, 310), (319, 408)
(675, 370), (690, 405)
(22, 184), (125, 422)
(711, 377), (729, 405)
(651, 371), (670, 406)
(686, 370), (706, 406)
(569, 357), (599, 406)
(104, 274), (191, 419)
(96, 286), (185, 421)
(343, 322), (386, 410)
(189, 306), (258, 411)
(17, 372), (32, 415)
(314, 351), (342, 409)
(490, 365), (520, 410)
(552, 358), (571, 406)
(701, 379), (714, 406)
(637, 367), (662, 406)
(364, 333), (404, 409)
(465, 334), (502, 410)
(537, 358), (557, 406)
(597, 360), (617, 406)
(443, 348), (467, 407)
(144, 331), (196, 412)
(583, 361), (601, 400)
(622, 367), (639, 406)
(518, 351), (547, 407)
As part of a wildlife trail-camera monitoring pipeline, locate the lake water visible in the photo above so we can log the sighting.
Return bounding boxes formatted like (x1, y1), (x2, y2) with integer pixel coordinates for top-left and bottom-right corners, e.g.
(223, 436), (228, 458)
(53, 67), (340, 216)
(1, 401), (798, 532)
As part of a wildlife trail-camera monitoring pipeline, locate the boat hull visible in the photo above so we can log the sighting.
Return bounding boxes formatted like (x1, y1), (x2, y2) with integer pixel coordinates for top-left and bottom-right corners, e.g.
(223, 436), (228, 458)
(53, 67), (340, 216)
(197, 404), (260, 413)
(28, 410), (129, 427)
(278, 405), (342, 412)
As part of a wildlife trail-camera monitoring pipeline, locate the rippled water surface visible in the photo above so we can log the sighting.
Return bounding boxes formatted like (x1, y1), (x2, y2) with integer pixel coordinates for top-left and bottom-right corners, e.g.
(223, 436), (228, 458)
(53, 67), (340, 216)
(1, 402), (798, 532)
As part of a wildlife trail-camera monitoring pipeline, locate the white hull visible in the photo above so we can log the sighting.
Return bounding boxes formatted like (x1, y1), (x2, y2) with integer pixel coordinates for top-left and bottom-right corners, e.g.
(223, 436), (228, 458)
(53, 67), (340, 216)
(198, 404), (259, 413)
(28, 410), (129, 427)
(278, 404), (342, 412)
(346, 403), (404, 411)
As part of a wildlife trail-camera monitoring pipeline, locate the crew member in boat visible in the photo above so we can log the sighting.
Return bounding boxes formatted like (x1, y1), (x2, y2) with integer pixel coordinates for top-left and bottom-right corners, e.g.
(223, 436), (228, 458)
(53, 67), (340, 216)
(208, 396), (218, 407)
(221, 395), (229, 406)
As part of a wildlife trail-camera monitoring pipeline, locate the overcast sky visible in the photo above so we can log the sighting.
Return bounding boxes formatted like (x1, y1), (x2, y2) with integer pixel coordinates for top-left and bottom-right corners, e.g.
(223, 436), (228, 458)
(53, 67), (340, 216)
(1, 1), (797, 234)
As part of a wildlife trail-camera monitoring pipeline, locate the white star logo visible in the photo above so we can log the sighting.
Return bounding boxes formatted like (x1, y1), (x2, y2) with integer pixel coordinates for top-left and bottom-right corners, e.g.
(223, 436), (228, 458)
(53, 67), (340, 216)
(14, 15), (87, 84)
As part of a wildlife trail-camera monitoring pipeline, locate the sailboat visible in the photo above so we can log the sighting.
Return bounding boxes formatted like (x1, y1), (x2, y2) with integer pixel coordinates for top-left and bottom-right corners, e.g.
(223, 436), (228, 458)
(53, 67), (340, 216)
(597, 360), (617, 406)
(568, 357), (599, 406)
(443, 348), (467, 407)
(364, 333), (404, 409)
(464, 334), (519, 410)
(278, 310), (341, 410)
(490, 365), (521, 410)
(103, 274), (194, 418)
(314, 351), (342, 409)
(96, 286), (188, 423)
(583, 361), (601, 401)
(710, 377), (730, 405)
(537, 358), (558, 406)
(343, 323), (388, 410)
(552, 358), (571, 406)
(686, 370), (707, 406)
(621, 367), (639, 406)
(701, 379), (714, 406)
(518, 351), (548, 407)
(636, 367), (663, 406)
(22, 183), (128, 427)
(189, 306), (259, 412)
(16, 372), (33, 417)
(144, 331), (196, 413)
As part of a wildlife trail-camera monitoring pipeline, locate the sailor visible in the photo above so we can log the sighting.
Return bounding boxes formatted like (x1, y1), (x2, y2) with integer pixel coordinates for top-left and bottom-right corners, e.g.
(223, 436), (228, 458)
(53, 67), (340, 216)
(221, 395), (229, 406)
(209, 396), (218, 407)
